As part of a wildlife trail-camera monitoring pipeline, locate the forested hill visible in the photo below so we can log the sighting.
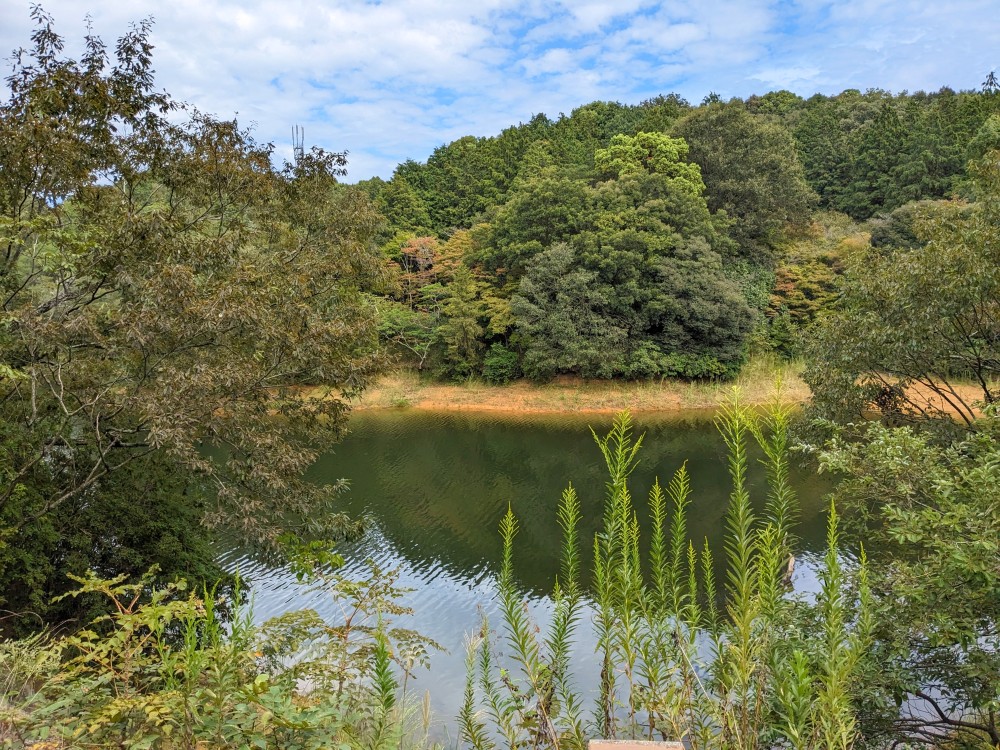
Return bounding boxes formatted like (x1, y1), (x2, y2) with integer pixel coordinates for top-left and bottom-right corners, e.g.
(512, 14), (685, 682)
(361, 87), (1000, 382)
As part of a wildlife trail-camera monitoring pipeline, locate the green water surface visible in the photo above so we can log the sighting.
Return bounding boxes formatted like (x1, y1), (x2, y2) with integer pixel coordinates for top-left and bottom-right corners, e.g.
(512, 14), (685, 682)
(218, 408), (836, 734)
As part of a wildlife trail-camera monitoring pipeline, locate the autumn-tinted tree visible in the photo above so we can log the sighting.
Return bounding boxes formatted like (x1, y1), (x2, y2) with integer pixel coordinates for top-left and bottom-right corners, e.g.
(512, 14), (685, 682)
(769, 213), (860, 323)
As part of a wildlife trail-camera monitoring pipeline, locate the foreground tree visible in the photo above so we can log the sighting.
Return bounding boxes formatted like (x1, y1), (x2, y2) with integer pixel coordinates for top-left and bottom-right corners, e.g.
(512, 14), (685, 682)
(819, 421), (1000, 748)
(805, 151), (1000, 430)
(0, 11), (384, 621)
(804, 148), (1000, 747)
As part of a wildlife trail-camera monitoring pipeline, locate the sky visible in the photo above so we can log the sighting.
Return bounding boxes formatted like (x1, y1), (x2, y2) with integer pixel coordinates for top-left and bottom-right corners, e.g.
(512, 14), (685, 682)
(1, 1), (998, 181)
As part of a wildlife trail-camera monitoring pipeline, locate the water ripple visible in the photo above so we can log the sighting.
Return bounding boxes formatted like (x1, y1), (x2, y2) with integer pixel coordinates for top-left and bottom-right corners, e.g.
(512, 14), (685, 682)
(217, 410), (838, 725)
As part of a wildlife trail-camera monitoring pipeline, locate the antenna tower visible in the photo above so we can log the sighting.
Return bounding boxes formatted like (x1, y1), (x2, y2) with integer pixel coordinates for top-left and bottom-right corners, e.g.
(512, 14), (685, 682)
(292, 125), (305, 164)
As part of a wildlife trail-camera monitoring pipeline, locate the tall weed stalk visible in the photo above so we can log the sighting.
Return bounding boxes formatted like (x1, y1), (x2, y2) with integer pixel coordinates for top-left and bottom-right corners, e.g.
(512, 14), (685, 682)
(462, 396), (873, 750)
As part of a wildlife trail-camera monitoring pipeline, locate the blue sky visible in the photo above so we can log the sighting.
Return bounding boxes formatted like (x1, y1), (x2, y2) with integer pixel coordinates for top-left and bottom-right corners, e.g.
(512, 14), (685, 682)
(2, 1), (997, 180)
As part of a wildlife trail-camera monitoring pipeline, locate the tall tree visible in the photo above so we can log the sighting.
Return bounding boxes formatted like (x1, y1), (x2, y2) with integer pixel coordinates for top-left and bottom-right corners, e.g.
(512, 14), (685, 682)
(594, 131), (702, 185)
(435, 266), (491, 379)
(0, 11), (384, 617)
(673, 103), (816, 262)
(843, 100), (907, 218)
(480, 171), (592, 281)
(511, 244), (627, 379)
(507, 134), (753, 380)
(377, 174), (433, 235)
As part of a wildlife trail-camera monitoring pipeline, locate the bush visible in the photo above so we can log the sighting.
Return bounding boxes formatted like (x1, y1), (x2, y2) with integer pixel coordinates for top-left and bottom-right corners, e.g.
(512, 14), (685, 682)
(0, 563), (439, 750)
(482, 343), (521, 384)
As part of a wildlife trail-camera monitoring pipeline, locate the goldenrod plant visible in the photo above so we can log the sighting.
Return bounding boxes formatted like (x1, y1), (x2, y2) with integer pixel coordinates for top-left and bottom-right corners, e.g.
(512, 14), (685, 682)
(461, 397), (874, 749)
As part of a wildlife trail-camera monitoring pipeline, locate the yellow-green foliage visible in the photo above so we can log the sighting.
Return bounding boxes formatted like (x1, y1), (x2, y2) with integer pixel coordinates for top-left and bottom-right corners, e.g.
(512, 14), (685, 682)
(0, 564), (439, 750)
(769, 211), (867, 325)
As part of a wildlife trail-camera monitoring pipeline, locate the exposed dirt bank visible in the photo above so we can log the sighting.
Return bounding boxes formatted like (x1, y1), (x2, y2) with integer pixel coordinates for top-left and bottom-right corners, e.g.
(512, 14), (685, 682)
(348, 359), (810, 415)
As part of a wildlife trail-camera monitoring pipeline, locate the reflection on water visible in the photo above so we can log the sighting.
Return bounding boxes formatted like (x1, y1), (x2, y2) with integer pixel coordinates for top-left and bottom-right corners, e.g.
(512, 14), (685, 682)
(216, 409), (836, 735)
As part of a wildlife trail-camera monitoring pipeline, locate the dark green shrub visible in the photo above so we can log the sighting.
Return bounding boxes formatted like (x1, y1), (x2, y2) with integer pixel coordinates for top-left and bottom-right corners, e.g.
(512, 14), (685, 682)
(482, 343), (521, 384)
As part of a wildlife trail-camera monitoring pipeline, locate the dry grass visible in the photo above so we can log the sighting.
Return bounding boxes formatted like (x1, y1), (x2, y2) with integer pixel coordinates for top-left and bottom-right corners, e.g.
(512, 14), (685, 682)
(346, 356), (810, 415)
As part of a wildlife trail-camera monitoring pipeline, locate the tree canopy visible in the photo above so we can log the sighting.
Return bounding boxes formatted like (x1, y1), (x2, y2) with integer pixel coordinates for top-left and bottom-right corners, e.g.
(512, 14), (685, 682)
(369, 85), (1000, 381)
(0, 10), (385, 621)
(672, 102), (817, 262)
(805, 151), (1000, 429)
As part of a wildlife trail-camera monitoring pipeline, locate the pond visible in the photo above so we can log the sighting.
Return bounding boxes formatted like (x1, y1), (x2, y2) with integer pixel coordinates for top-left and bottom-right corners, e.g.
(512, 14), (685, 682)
(216, 408), (837, 738)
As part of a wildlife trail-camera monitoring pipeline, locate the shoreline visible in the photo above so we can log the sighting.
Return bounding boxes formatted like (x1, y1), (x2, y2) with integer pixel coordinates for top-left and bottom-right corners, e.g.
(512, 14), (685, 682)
(347, 358), (810, 415)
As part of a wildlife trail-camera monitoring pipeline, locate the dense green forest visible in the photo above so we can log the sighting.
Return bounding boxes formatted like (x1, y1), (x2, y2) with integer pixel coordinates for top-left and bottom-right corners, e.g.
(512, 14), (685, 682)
(2, 10), (1000, 750)
(365, 83), (1000, 384)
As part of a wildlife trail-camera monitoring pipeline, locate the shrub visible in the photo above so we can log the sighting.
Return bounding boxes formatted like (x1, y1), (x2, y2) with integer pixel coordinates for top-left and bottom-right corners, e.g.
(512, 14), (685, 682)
(0, 562), (439, 750)
(482, 343), (522, 385)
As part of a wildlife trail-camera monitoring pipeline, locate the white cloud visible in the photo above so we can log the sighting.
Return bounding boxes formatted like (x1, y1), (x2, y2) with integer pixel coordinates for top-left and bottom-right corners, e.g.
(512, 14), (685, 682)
(751, 66), (822, 89)
(520, 47), (579, 78)
(1, 0), (997, 179)
(562, 0), (653, 33)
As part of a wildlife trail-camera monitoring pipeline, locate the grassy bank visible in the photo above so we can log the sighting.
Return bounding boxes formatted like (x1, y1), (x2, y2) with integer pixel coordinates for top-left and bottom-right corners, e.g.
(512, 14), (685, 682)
(348, 356), (810, 414)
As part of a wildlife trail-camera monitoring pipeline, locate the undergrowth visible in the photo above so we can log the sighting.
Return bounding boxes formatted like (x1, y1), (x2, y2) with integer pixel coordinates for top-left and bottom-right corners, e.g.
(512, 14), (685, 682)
(0, 561), (440, 750)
